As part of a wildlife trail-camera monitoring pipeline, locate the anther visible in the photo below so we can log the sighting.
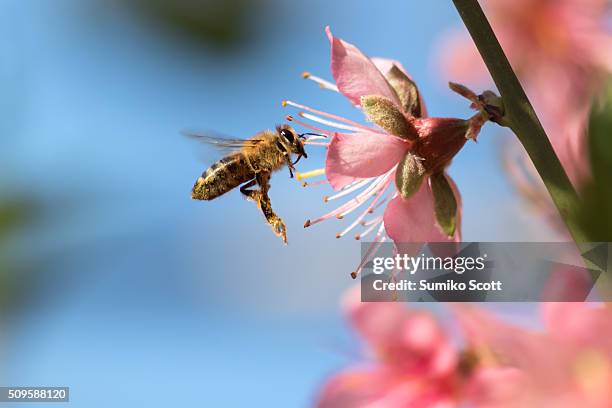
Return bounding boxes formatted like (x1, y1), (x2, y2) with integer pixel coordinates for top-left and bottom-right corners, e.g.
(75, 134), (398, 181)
(302, 71), (311, 79)
(304, 220), (311, 228)
(350, 272), (357, 279)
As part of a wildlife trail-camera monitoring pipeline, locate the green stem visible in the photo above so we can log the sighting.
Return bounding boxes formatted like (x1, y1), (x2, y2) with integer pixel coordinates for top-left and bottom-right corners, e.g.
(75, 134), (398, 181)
(452, 0), (588, 243)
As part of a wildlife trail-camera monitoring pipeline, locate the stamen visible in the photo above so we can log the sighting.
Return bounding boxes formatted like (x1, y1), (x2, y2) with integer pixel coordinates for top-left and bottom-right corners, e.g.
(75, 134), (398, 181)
(352, 227), (387, 279)
(295, 168), (325, 181)
(302, 71), (339, 92)
(355, 218), (383, 240)
(304, 135), (328, 141)
(361, 215), (384, 227)
(286, 115), (334, 137)
(283, 100), (383, 133)
(306, 190), (370, 226)
(304, 168), (394, 229)
(336, 178), (391, 238)
(335, 172), (392, 219)
(324, 179), (370, 202)
(304, 141), (329, 147)
(302, 180), (329, 187)
(299, 112), (361, 132)
(367, 191), (396, 214)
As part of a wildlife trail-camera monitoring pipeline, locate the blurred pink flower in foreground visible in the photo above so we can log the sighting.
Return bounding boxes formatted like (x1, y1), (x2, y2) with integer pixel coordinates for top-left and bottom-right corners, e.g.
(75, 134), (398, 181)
(317, 288), (463, 408)
(286, 27), (491, 277)
(438, 0), (612, 188)
(317, 294), (612, 407)
(459, 302), (612, 407)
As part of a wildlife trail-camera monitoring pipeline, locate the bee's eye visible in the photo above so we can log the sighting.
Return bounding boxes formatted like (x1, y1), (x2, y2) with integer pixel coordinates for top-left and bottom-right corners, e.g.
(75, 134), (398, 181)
(280, 129), (295, 143)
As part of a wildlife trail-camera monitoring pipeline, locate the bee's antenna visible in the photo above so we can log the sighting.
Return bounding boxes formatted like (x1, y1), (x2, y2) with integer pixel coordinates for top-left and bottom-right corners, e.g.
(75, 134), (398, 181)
(299, 132), (327, 139)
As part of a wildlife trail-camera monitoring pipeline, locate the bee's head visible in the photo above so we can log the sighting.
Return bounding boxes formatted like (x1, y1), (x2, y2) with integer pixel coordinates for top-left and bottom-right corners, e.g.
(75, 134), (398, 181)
(277, 125), (308, 159)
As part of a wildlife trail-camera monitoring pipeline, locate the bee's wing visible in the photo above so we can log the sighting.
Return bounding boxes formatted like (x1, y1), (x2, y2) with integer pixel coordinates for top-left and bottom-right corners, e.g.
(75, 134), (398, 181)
(183, 131), (263, 154)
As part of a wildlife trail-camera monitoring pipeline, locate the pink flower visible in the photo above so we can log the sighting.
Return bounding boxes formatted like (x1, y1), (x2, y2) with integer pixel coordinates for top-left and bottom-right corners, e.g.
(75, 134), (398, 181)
(286, 27), (490, 277)
(316, 284), (612, 407)
(436, 0), (612, 233)
(316, 287), (462, 408)
(457, 303), (612, 407)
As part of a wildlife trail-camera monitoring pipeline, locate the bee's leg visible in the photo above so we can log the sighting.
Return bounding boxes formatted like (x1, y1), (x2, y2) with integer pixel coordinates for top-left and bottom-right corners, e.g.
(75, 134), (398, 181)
(283, 153), (296, 178)
(255, 172), (288, 244)
(240, 178), (264, 205)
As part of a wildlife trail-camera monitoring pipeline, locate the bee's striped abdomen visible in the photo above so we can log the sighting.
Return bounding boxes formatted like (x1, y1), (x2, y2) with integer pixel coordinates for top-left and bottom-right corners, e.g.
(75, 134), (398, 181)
(192, 153), (255, 201)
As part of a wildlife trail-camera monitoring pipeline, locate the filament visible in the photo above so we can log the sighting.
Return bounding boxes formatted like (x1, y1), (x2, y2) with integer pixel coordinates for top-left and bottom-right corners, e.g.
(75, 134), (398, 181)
(302, 180), (329, 187)
(324, 179), (370, 202)
(283, 100), (383, 133)
(286, 114), (334, 137)
(299, 112), (361, 132)
(304, 141), (329, 147)
(302, 71), (339, 92)
(355, 218), (383, 240)
(337, 179), (390, 238)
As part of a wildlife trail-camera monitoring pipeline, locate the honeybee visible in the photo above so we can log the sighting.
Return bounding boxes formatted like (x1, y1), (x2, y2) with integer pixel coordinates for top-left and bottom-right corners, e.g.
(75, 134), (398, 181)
(189, 124), (314, 244)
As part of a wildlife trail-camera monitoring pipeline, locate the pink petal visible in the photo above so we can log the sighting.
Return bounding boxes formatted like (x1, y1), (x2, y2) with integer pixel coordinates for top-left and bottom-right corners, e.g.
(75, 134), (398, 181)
(317, 366), (456, 408)
(316, 366), (395, 408)
(325, 131), (410, 190)
(453, 305), (563, 381)
(542, 302), (612, 351)
(326, 26), (401, 107)
(342, 285), (411, 353)
(466, 367), (527, 408)
(383, 181), (459, 244)
(371, 57), (408, 77)
(342, 286), (457, 378)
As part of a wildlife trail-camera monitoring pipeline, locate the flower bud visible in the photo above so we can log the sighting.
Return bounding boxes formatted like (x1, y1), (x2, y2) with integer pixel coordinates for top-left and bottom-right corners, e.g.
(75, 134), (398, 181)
(361, 95), (416, 140)
(430, 172), (458, 237)
(395, 152), (426, 199)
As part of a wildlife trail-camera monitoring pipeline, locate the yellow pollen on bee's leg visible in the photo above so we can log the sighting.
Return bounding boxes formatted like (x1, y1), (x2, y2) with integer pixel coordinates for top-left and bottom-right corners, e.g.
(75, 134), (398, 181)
(295, 168), (325, 181)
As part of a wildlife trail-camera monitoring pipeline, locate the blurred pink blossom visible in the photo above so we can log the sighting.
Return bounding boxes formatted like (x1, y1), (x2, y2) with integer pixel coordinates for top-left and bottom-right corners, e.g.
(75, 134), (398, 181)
(437, 0), (612, 236)
(288, 28), (488, 277)
(438, 0), (612, 187)
(316, 287), (462, 408)
(316, 286), (612, 407)
(458, 303), (612, 407)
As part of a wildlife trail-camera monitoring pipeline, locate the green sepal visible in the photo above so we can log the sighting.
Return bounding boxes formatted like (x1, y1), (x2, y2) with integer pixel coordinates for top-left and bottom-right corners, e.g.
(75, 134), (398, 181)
(361, 95), (416, 140)
(395, 152), (426, 199)
(387, 65), (422, 117)
(430, 172), (457, 237)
